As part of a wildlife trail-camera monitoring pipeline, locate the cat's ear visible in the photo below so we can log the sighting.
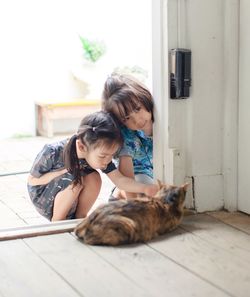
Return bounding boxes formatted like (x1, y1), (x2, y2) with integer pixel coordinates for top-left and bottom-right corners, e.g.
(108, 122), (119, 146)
(181, 182), (190, 192)
(157, 179), (162, 187)
(157, 180), (173, 190)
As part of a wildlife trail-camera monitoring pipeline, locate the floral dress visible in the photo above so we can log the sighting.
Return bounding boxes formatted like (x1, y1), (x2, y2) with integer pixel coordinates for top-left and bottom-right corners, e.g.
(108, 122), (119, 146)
(117, 127), (153, 180)
(27, 139), (116, 220)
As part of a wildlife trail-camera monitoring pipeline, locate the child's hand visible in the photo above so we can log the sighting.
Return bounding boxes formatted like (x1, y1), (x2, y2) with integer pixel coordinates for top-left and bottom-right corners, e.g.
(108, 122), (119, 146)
(62, 168), (68, 174)
(143, 184), (159, 197)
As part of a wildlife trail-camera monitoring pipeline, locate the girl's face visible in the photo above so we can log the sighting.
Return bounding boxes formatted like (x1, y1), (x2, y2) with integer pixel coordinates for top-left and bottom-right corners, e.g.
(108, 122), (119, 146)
(77, 141), (120, 170)
(114, 104), (152, 135)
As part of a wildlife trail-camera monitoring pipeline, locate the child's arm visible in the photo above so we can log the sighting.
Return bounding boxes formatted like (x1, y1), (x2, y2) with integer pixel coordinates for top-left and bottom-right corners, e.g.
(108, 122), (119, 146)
(118, 155), (137, 198)
(107, 169), (158, 197)
(27, 168), (68, 186)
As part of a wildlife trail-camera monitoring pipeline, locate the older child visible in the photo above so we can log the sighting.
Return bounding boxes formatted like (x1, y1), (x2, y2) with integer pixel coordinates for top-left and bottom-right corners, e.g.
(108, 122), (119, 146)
(27, 111), (158, 221)
(102, 73), (154, 200)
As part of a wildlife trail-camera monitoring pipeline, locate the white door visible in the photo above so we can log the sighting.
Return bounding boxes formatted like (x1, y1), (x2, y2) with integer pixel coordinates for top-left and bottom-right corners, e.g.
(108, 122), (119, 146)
(238, 0), (250, 214)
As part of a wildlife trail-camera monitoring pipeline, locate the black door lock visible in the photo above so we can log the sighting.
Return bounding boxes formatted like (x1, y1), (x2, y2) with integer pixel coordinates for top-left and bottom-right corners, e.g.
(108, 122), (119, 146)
(170, 48), (191, 99)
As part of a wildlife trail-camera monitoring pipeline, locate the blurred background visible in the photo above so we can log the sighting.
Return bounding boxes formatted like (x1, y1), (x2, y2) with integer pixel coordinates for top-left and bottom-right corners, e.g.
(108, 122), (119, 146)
(0, 0), (152, 228)
(0, 0), (152, 139)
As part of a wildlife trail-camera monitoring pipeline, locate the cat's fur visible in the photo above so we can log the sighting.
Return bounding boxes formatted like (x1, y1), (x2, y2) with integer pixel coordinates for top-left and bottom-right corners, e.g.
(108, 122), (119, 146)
(74, 181), (189, 246)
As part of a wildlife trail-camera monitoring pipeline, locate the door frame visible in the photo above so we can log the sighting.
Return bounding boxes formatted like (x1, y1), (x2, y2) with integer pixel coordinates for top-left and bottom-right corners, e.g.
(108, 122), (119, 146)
(152, 0), (239, 212)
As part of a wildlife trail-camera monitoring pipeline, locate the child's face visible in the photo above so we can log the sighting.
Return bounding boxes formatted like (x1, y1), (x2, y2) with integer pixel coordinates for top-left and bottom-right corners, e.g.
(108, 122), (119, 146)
(115, 105), (152, 134)
(83, 143), (120, 170)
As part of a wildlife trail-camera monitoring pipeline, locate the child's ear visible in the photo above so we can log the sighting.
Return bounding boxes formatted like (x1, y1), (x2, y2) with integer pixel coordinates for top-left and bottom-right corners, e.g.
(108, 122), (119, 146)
(77, 140), (87, 152)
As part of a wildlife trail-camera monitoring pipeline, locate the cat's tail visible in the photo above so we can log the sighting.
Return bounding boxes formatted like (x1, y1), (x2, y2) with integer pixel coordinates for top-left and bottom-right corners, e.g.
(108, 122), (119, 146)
(75, 215), (137, 246)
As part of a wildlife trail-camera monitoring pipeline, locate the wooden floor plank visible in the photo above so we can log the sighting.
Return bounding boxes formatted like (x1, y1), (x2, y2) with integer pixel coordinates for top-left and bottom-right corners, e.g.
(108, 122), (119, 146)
(148, 215), (250, 297)
(0, 239), (81, 297)
(1, 209), (249, 297)
(88, 239), (230, 297)
(24, 233), (150, 297)
(181, 213), (250, 263)
(208, 211), (250, 234)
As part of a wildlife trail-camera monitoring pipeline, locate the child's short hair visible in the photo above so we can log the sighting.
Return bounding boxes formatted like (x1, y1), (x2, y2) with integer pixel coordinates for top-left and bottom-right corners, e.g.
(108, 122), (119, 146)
(102, 73), (154, 123)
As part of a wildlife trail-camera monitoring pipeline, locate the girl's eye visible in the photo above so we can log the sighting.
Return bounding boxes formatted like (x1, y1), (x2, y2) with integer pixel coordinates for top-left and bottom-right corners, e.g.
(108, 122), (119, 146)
(98, 156), (106, 159)
(122, 116), (130, 122)
(135, 106), (141, 112)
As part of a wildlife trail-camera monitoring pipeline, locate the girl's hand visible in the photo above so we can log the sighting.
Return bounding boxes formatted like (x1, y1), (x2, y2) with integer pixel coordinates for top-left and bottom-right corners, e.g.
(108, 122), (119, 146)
(143, 184), (159, 197)
(61, 168), (68, 174)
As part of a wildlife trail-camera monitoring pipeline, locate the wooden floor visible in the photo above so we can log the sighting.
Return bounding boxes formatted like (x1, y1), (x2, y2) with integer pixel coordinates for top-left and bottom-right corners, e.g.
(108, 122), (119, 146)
(0, 211), (250, 297)
(1, 137), (250, 296)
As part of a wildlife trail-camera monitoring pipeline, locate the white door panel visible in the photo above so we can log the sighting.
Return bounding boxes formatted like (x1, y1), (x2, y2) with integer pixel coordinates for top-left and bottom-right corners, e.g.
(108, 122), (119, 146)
(238, 0), (250, 214)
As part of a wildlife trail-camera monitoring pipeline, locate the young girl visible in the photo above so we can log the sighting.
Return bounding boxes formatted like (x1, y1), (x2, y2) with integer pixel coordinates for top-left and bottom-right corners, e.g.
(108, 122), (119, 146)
(102, 73), (154, 200)
(27, 111), (158, 221)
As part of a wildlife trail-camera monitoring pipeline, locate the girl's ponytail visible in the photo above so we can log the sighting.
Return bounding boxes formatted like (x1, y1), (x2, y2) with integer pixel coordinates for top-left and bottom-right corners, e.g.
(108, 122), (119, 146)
(63, 134), (81, 186)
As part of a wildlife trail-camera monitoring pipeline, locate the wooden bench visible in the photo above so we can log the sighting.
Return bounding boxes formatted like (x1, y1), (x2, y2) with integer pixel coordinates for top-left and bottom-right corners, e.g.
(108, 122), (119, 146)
(35, 100), (101, 137)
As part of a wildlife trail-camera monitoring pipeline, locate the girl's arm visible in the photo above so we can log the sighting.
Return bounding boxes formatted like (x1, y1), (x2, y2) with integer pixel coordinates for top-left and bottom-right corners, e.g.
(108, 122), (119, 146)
(118, 156), (137, 198)
(27, 168), (68, 186)
(107, 169), (158, 197)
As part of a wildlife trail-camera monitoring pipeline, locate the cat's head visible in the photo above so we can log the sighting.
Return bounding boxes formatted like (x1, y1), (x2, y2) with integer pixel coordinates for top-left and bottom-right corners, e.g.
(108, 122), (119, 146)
(155, 180), (189, 208)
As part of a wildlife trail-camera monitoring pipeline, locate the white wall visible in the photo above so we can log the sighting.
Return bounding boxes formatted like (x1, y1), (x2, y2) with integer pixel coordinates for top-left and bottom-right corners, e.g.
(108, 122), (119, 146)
(153, 0), (238, 212)
(238, 0), (250, 214)
(0, 0), (151, 139)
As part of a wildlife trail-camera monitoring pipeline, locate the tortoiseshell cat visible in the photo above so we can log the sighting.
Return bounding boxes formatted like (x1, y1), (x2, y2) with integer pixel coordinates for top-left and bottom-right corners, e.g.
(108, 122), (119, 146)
(74, 181), (189, 246)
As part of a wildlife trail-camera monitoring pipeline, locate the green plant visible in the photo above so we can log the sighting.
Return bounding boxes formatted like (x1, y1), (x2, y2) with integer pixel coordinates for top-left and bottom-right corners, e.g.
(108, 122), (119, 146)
(79, 36), (106, 63)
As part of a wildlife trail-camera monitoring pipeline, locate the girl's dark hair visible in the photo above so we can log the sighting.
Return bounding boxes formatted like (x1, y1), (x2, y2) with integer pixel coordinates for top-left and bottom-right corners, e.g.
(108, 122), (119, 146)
(63, 111), (123, 186)
(102, 73), (154, 124)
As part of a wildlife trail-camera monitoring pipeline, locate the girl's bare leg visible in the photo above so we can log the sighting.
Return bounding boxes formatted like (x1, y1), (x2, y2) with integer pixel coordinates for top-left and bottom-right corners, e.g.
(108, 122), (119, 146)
(52, 183), (83, 221)
(75, 171), (101, 218)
